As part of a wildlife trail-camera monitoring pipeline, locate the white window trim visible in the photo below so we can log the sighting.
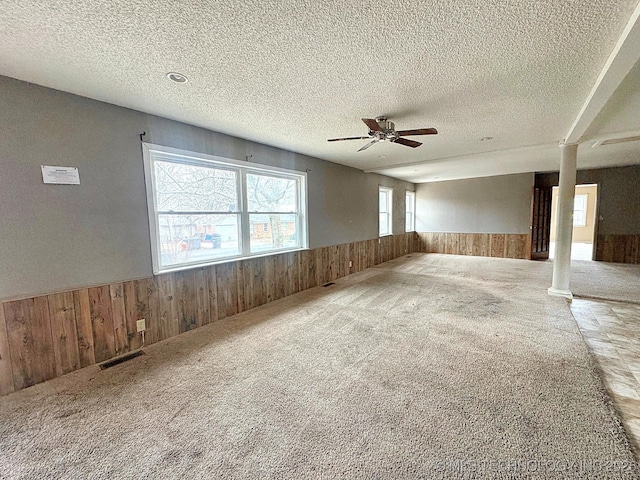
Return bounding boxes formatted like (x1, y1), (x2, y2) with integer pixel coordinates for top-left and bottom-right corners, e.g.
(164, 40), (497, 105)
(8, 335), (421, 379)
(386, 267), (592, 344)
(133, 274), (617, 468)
(379, 186), (393, 237)
(573, 194), (588, 227)
(142, 143), (308, 274)
(405, 190), (416, 232)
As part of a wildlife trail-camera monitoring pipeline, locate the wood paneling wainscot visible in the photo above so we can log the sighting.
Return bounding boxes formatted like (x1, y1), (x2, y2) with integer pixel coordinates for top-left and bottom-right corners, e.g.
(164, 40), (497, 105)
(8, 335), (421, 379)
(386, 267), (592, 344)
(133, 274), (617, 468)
(595, 234), (640, 264)
(0, 233), (417, 396)
(416, 232), (531, 260)
(0, 304), (15, 396)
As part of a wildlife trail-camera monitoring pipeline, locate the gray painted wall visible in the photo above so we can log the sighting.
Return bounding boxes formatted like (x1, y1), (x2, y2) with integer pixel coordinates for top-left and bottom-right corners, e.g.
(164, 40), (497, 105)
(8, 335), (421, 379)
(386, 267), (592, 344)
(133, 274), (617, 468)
(536, 166), (640, 235)
(0, 76), (413, 300)
(415, 173), (534, 234)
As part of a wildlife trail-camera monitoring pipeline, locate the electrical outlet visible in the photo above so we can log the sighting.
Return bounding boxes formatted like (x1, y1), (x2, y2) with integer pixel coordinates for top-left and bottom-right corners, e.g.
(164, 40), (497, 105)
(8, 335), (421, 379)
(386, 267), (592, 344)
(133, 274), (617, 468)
(136, 319), (146, 332)
(349, 260), (353, 268)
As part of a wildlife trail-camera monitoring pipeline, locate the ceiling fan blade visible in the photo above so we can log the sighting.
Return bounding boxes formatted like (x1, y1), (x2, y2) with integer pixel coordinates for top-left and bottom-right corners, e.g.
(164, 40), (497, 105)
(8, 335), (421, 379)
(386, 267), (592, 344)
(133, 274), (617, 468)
(362, 118), (382, 132)
(327, 136), (371, 142)
(395, 128), (438, 136)
(357, 139), (378, 151)
(394, 137), (422, 148)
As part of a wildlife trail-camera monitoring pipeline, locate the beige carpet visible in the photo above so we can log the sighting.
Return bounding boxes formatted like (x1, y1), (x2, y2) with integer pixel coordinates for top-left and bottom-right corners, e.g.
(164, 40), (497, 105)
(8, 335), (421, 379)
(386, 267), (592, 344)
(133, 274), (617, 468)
(1, 254), (638, 479)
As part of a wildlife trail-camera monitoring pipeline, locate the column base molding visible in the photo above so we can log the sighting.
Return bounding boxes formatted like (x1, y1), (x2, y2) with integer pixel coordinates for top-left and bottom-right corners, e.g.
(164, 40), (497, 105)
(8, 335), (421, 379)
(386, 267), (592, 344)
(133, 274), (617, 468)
(548, 287), (573, 301)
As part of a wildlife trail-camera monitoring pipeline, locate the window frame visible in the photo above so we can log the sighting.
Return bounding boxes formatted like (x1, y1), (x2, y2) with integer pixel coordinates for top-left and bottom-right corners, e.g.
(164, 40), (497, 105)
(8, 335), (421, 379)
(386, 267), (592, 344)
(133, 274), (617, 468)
(379, 186), (393, 237)
(142, 143), (308, 274)
(405, 190), (416, 232)
(573, 194), (588, 227)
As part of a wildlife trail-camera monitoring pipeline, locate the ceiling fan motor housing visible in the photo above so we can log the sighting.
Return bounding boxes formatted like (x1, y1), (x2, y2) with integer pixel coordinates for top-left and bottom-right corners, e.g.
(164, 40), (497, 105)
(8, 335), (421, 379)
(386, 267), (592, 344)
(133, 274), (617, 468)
(371, 117), (399, 141)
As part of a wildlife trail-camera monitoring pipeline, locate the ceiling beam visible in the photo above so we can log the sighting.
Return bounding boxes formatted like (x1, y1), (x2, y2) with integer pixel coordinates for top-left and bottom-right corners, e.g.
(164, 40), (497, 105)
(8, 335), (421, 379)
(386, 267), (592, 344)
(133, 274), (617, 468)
(565, 2), (640, 144)
(363, 142), (559, 174)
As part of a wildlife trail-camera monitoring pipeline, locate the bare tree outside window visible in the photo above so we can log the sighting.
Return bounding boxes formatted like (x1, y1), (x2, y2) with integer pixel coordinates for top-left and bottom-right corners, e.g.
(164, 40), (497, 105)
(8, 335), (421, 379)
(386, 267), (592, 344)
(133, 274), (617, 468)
(154, 161), (240, 265)
(247, 174), (298, 251)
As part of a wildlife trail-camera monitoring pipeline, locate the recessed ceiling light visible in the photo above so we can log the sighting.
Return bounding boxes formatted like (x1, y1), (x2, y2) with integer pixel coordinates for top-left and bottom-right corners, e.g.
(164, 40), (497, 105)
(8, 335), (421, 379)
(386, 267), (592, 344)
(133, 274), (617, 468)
(480, 136), (493, 141)
(379, 155), (387, 159)
(167, 72), (188, 83)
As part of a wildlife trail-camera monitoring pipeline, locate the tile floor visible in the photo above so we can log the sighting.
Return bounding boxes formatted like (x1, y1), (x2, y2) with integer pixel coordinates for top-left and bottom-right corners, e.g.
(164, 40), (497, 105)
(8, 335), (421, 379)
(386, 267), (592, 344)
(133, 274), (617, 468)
(571, 298), (640, 452)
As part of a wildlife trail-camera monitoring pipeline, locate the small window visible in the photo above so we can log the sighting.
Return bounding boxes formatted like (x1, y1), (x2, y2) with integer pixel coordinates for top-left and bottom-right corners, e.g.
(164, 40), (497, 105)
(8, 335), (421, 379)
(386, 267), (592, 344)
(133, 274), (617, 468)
(405, 191), (415, 232)
(573, 194), (588, 227)
(143, 144), (307, 274)
(379, 186), (393, 236)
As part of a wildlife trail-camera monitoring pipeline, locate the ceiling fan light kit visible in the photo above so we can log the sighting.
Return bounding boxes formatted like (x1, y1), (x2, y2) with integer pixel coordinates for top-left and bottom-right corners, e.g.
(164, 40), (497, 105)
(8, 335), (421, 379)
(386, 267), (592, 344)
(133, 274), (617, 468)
(328, 116), (437, 151)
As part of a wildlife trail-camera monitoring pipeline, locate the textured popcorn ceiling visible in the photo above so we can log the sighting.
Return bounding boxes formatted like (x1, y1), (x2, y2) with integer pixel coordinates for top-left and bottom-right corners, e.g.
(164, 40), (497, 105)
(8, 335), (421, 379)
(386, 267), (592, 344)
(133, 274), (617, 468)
(1, 0), (639, 182)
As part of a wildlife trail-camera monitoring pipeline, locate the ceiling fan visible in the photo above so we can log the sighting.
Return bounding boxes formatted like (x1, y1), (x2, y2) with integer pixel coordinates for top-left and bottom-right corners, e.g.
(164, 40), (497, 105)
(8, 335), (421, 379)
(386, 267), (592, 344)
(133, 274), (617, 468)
(328, 116), (438, 151)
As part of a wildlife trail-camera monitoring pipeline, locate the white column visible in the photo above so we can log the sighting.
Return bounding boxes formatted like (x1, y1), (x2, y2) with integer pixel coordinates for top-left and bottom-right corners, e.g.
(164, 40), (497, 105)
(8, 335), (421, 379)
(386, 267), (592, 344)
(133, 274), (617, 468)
(548, 143), (578, 300)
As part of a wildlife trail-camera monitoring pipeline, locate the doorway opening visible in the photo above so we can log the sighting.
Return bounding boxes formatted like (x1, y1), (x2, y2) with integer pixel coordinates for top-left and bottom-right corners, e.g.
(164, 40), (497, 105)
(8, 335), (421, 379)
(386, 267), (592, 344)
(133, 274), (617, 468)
(549, 184), (598, 261)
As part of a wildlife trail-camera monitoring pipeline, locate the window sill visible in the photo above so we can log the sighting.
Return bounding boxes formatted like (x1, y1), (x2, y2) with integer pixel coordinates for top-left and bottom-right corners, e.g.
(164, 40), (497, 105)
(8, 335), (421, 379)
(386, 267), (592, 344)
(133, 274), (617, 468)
(153, 246), (309, 275)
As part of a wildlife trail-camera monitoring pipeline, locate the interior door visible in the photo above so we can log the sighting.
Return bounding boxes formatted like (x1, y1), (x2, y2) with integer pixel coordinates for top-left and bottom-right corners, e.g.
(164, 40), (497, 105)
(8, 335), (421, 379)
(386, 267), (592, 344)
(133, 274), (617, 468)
(530, 186), (552, 260)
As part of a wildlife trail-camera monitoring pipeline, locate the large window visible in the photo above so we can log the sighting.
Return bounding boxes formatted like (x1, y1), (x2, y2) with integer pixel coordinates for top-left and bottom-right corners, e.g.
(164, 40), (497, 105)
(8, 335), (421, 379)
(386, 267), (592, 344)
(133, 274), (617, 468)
(405, 191), (415, 232)
(379, 186), (393, 236)
(143, 144), (307, 273)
